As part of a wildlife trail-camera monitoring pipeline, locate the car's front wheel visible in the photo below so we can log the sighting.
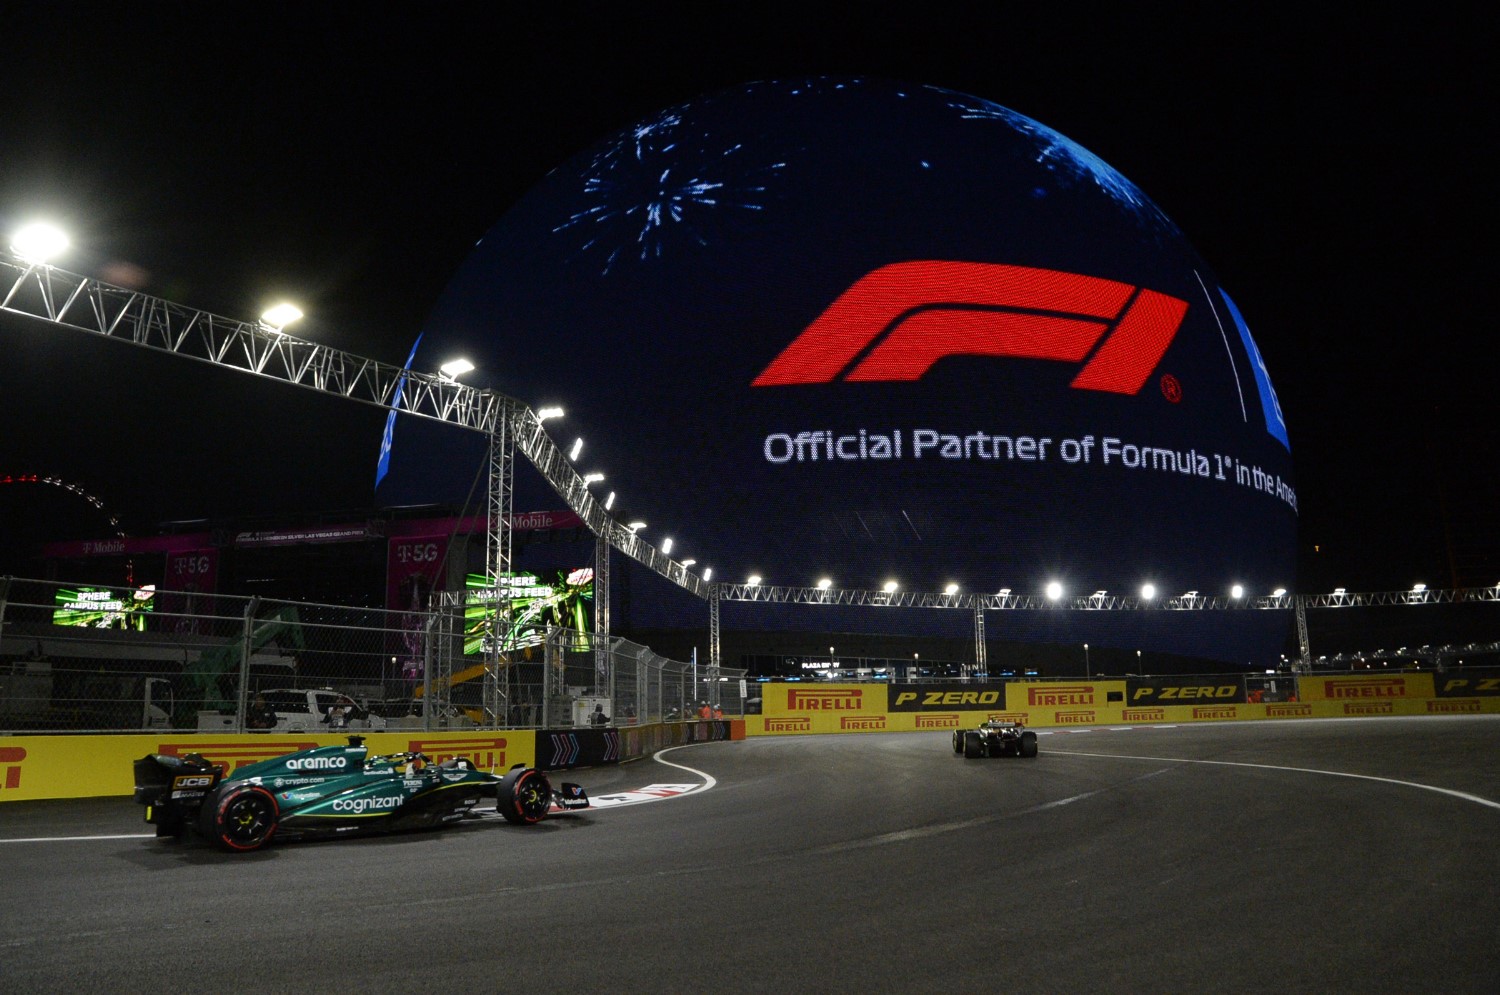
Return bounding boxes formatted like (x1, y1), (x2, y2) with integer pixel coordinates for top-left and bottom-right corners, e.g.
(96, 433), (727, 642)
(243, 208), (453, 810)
(205, 785), (279, 852)
(497, 767), (554, 824)
(963, 731), (984, 758)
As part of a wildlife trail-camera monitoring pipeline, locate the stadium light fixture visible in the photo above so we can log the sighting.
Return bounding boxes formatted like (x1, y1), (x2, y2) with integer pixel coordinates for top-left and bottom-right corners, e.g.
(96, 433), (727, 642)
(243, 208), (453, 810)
(1140, 583), (1157, 600)
(604, 491), (615, 510)
(1412, 583), (1427, 593)
(817, 578), (832, 590)
(582, 473), (604, 485)
(1333, 587), (1346, 596)
(944, 583), (960, 596)
(260, 303), (304, 333)
(681, 559), (695, 568)
(1272, 588), (1287, 598)
(536, 406), (565, 421)
(997, 587), (1012, 597)
(10, 222), (69, 264)
(626, 521), (646, 532)
(568, 438), (583, 461)
(883, 580), (899, 593)
(1231, 583), (1245, 599)
(661, 537), (674, 555)
(747, 575), (762, 586)
(702, 568), (712, 581)
(438, 357), (474, 381)
(1045, 581), (1063, 601)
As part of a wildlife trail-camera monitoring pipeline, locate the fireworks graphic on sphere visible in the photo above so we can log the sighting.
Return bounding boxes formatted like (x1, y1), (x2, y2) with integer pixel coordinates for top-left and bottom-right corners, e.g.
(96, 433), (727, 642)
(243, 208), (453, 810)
(941, 89), (1177, 234)
(554, 108), (788, 274)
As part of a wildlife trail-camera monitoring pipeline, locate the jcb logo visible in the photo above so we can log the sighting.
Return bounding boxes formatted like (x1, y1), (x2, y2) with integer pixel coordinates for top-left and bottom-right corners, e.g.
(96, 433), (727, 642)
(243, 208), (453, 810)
(171, 775), (215, 789)
(752, 261), (1187, 395)
(0, 746), (25, 790)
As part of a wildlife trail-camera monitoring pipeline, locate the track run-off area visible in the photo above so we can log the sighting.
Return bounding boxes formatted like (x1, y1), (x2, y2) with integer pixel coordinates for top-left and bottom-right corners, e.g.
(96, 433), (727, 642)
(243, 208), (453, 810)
(2, 716), (1497, 993)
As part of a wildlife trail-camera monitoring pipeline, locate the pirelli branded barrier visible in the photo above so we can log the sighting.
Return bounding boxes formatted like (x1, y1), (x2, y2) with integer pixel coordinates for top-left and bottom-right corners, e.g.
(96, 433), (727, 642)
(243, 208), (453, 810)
(745, 676), (1500, 737)
(0, 731), (536, 803)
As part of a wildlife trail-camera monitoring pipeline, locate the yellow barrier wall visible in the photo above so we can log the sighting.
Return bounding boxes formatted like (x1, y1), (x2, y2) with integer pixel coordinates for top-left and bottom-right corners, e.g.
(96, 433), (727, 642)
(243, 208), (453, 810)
(744, 680), (1500, 737)
(0, 730), (535, 803)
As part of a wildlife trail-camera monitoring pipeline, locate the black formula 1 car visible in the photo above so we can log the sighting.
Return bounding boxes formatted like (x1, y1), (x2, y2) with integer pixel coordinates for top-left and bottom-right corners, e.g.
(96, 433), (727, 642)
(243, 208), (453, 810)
(133, 735), (589, 852)
(952, 720), (1039, 758)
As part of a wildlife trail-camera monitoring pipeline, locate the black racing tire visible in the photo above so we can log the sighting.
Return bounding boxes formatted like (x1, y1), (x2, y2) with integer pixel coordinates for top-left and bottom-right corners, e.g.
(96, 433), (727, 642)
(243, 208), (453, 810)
(952, 731), (964, 754)
(962, 731), (984, 758)
(1018, 731), (1038, 758)
(497, 767), (554, 824)
(205, 784), (279, 852)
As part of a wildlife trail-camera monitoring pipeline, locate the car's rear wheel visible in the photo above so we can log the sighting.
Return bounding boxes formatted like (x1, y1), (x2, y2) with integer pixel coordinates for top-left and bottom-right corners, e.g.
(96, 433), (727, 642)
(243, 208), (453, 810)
(497, 767), (554, 824)
(962, 731), (984, 758)
(1018, 731), (1038, 758)
(206, 785), (279, 852)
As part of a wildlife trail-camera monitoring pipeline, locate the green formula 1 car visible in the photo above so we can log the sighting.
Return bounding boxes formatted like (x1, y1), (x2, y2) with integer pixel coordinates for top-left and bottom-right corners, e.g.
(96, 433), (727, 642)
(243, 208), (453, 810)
(133, 735), (588, 852)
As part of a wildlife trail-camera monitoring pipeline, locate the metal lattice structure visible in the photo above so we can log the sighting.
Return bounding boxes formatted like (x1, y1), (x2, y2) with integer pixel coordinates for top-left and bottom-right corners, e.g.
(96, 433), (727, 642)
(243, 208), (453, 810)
(7, 254), (1498, 678)
(2, 255), (710, 720)
(0, 257), (707, 593)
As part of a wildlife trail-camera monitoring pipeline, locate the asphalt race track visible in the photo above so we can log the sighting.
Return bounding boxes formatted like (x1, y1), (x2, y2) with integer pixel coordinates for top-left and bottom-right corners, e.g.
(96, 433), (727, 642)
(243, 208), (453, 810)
(3, 717), (1498, 993)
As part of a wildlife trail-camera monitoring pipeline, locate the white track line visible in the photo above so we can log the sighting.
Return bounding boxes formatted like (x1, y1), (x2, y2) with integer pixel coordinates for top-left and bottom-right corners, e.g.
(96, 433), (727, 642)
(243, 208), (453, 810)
(586, 745), (716, 810)
(1050, 749), (1500, 812)
(0, 833), (155, 843)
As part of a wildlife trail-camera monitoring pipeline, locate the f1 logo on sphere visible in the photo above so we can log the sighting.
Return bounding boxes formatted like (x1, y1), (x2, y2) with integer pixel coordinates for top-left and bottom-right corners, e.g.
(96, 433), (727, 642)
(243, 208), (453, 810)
(751, 260), (1187, 395)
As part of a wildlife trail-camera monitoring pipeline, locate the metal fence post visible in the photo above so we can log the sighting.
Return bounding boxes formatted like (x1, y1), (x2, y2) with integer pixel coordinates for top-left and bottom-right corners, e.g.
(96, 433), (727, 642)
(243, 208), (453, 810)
(422, 614), (435, 732)
(0, 575), (11, 643)
(236, 596), (259, 733)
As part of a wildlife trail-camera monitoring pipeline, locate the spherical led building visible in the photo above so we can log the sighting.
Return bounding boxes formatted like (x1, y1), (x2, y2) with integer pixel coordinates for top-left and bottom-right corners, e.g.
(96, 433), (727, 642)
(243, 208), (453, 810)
(381, 77), (1297, 668)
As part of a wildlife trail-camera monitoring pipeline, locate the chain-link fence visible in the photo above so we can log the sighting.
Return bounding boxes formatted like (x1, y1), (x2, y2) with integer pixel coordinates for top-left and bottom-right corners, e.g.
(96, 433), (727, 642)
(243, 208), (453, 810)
(0, 576), (731, 734)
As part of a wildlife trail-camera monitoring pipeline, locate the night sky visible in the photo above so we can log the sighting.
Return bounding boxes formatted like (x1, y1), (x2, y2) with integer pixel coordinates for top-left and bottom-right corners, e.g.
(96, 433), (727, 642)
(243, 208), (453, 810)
(1, 5), (1493, 595)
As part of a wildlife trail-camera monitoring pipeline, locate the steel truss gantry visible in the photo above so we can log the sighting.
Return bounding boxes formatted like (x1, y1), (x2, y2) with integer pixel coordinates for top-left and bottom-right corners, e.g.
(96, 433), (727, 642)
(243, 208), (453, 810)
(8, 257), (1497, 679)
(710, 583), (1500, 671)
(2, 256), (707, 715)
(0, 257), (706, 590)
